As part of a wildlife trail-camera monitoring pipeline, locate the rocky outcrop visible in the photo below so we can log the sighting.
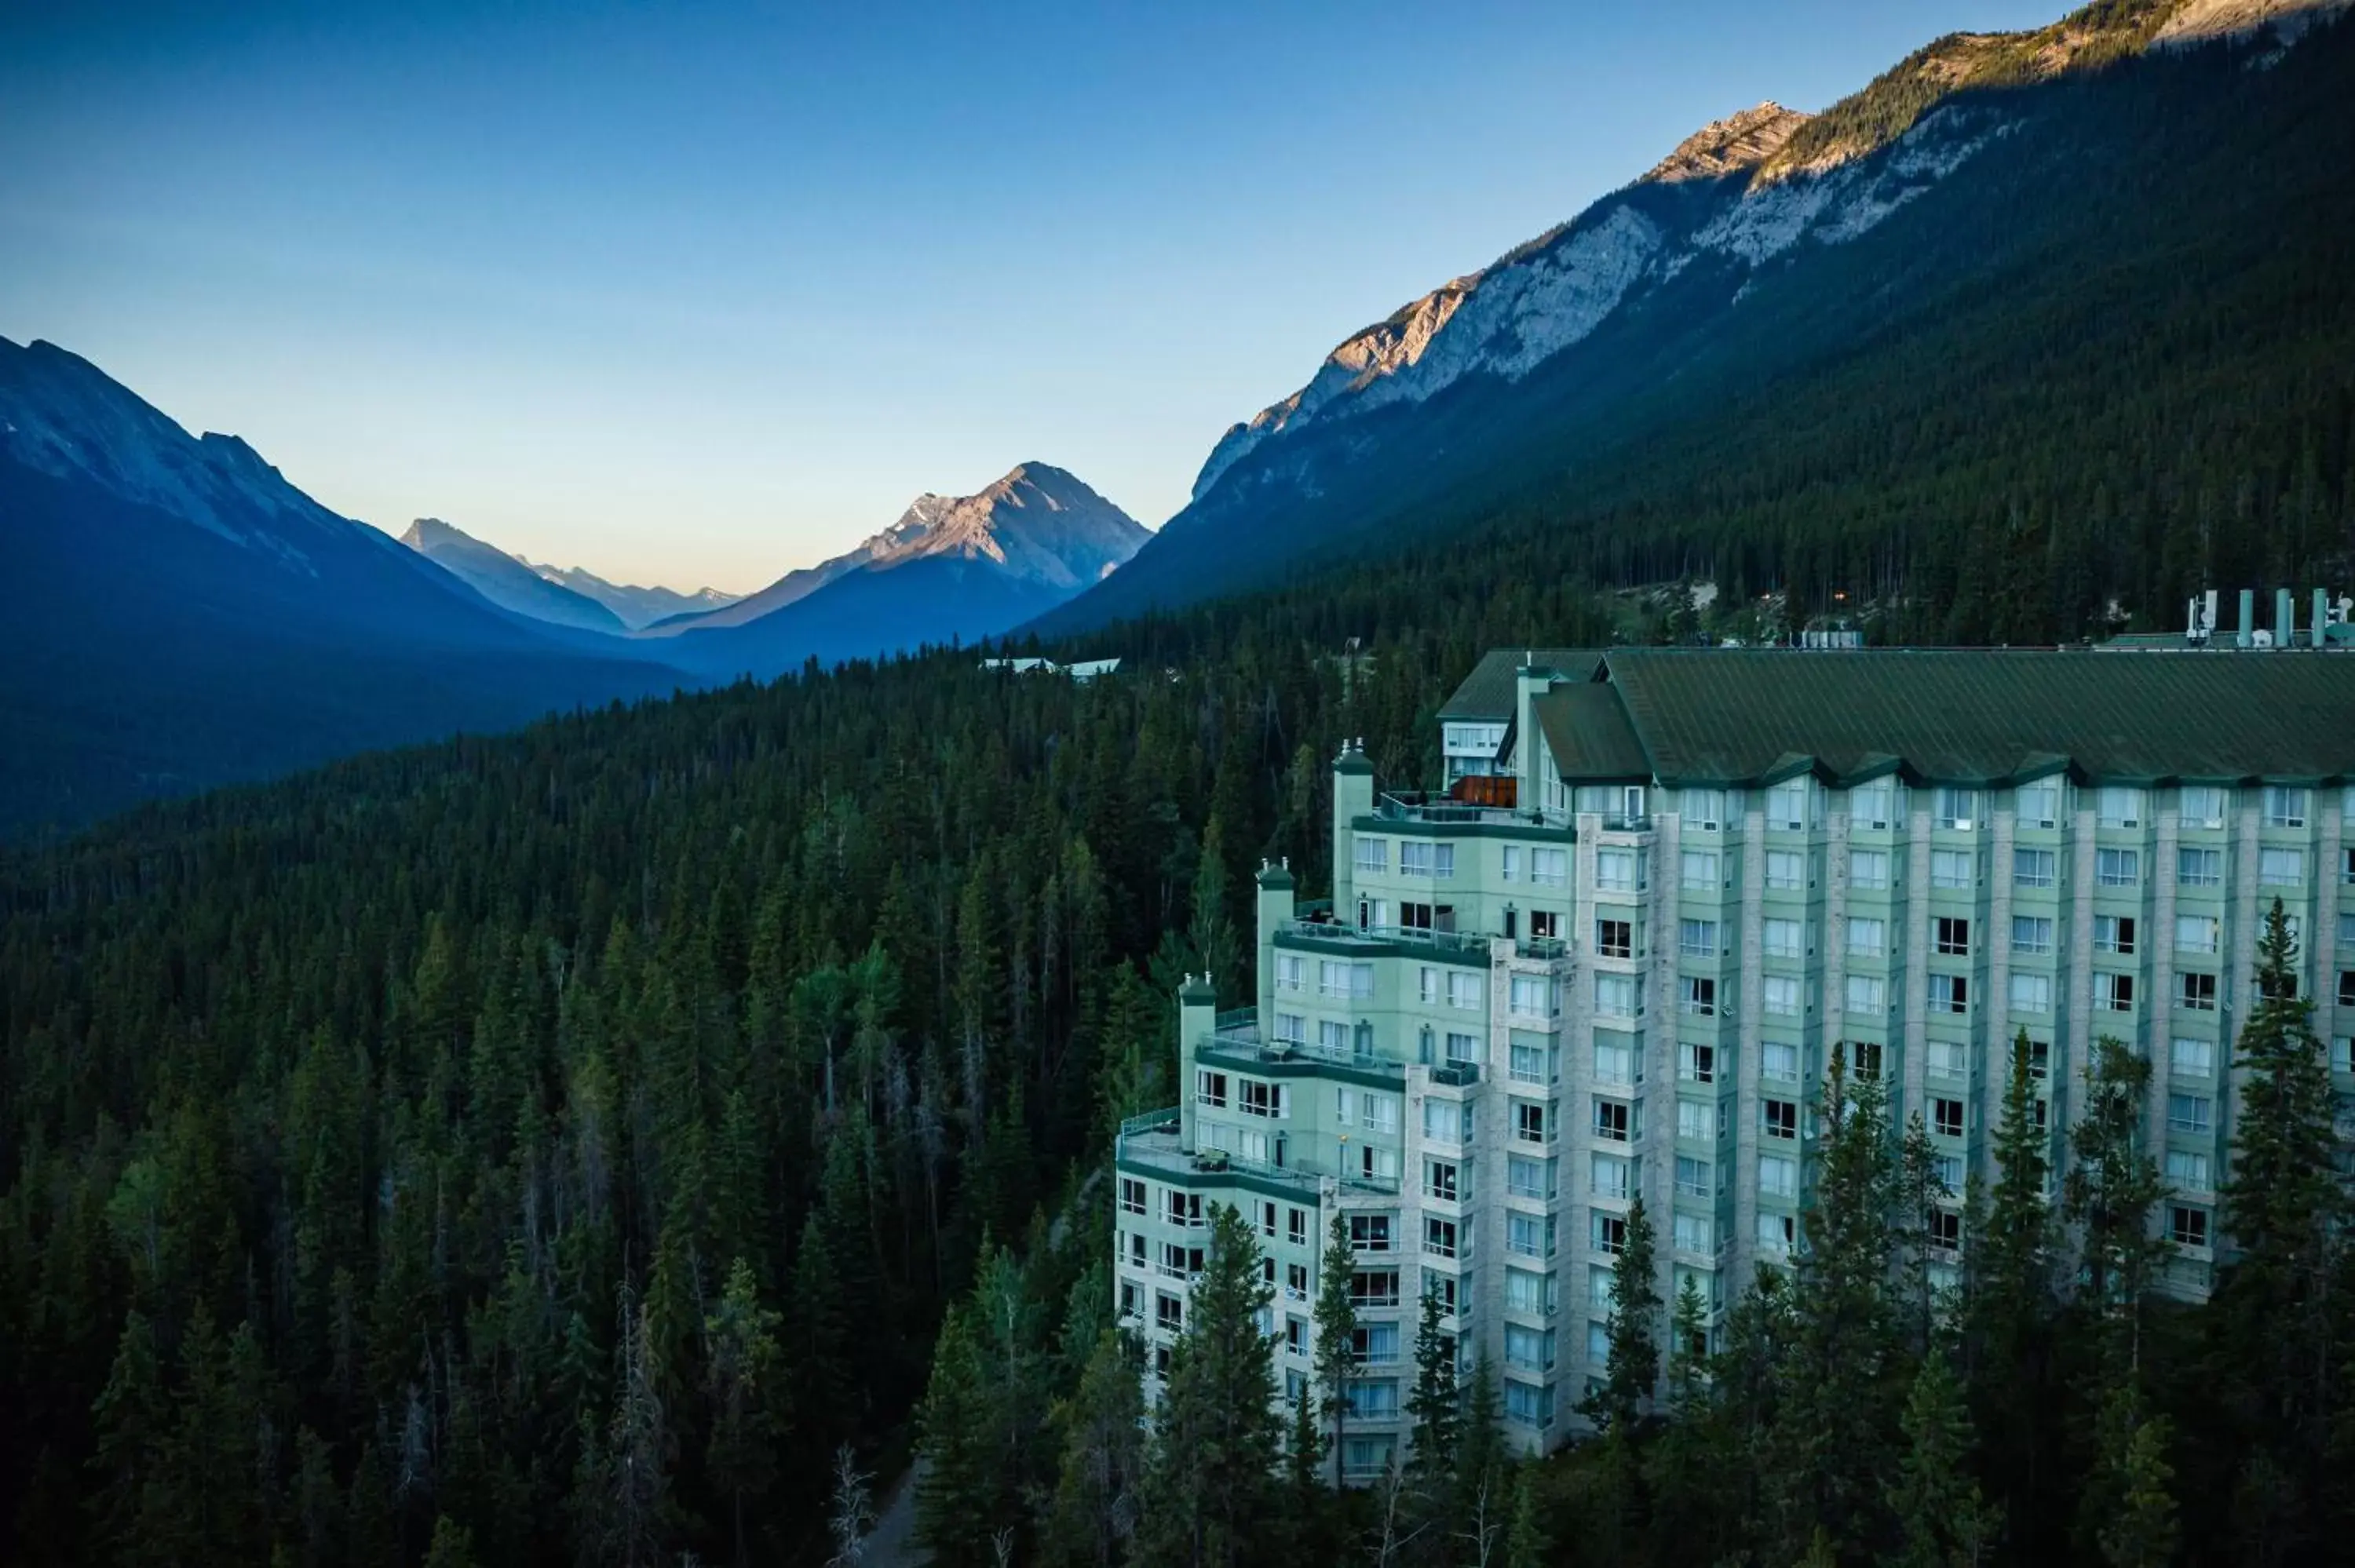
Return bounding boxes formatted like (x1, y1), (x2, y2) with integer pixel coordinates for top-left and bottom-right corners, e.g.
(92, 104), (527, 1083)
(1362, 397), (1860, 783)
(1642, 102), (1814, 184)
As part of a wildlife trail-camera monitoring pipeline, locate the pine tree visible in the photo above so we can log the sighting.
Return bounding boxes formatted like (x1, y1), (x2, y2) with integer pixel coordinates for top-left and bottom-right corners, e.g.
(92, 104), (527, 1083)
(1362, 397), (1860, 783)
(1963, 1030), (2057, 1544)
(1040, 1329), (1145, 1568)
(2065, 1035), (2168, 1330)
(1404, 1284), (1460, 1486)
(1886, 1346), (1999, 1568)
(87, 1308), (167, 1564)
(1312, 1209), (1360, 1483)
(1502, 1466), (1548, 1568)
(1581, 1194), (1661, 1437)
(2214, 899), (2345, 1562)
(703, 1256), (782, 1567)
(915, 1306), (991, 1568)
(422, 1515), (481, 1568)
(2094, 1389), (2178, 1568)
(1134, 1203), (1279, 1568)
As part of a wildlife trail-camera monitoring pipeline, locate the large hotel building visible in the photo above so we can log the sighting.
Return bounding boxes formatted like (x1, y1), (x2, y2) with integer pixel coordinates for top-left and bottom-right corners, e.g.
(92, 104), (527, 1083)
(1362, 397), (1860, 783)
(1112, 646), (2355, 1474)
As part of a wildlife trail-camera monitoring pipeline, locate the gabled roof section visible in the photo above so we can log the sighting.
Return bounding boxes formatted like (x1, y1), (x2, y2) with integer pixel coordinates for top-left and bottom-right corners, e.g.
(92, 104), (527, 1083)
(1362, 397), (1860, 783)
(1438, 648), (1605, 721)
(1532, 684), (1652, 782)
(1600, 649), (2355, 787)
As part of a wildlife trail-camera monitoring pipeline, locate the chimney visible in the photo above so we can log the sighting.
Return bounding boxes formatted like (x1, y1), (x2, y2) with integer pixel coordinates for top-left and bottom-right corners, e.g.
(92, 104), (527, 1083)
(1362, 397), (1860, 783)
(2203, 589), (2219, 642)
(2277, 588), (2294, 648)
(2237, 589), (2255, 648)
(2315, 589), (2329, 648)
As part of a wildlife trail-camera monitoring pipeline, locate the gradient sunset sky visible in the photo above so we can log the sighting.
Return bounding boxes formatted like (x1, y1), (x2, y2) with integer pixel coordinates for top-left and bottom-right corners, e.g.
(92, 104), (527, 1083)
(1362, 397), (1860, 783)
(0, 1), (2059, 590)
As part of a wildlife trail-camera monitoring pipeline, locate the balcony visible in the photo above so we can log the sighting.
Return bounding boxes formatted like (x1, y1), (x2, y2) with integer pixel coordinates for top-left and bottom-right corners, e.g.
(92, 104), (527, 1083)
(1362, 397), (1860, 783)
(1280, 915), (1495, 961)
(1115, 1110), (1400, 1196)
(1197, 1015), (1408, 1084)
(1371, 790), (1571, 830)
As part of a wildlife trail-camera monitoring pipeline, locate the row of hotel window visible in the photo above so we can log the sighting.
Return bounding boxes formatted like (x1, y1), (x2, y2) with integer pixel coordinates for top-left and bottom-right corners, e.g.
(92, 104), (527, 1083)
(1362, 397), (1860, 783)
(1680, 911), (2355, 961)
(1711, 782), (2345, 833)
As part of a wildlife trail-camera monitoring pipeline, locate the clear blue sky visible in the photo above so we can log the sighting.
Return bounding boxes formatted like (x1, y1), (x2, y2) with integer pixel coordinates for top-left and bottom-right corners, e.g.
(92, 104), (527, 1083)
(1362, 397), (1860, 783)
(0, 0), (2061, 591)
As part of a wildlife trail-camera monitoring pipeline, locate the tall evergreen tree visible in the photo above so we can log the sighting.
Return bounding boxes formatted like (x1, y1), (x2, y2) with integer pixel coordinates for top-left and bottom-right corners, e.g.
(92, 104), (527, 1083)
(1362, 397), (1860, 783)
(1134, 1204), (1280, 1568)
(1311, 1209), (1360, 1484)
(1886, 1346), (1999, 1568)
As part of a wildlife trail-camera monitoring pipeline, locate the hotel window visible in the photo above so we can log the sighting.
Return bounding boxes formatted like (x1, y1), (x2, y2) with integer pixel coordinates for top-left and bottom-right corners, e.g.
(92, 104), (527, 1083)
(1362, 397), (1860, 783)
(2179, 786), (2227, 829)
(1927, 1040), (1966, 1078)
(1929, 1210), (1963, 1251)
(1349, 1271), (1402, 1307)
(2177, 914), (2221, 954)
(1422, 1217), (1462, 1260)
(1932, 1156), (1962, 1195)
(1935, 788), (1977, 830)
(1515, 1101), (1550, 1145)
(1758, 1213), (1795, 1255)
(1531, 848), (1568, 887)
(1592, 1037), (1638, 1087)
(1590, 1210), (1627, 1256)
(2339, 970), (2355, 1008)
(1509, 975), (1557, 1017)
(1762, 1041), (1799, 1084)
(1448, 972), (1481, 1010)
(1425, 1098), (1470, 1142)
(1680, 919), (1719, 958)
(2170, 1206), (2210, 1249)
(1509, 1213), (1554, 1260)
(2097, 973), (2136, 1012)
(1597, 849), (1641, 892)
(1762, 1099), (1798, 1140)
(1529, 910), (1561, 940)
(1848, 916), (1886, 957)
(2265, 786), (2309, 829)
(2344, 847), (2355, 884)
(1595, 973), (1641, 1019)
(2178, 847), (2224, 888)
(1400, 841), (1455, 878)
(1156, 1293), (1185, 1331)
(1768, 778), (1812, 830)
(1849, 779), (1897, 830)
(2017, 779), (2062, 827)
(1590, 1153), (1631, 1201)
(1931, 974), (1969, 1015)
(1851, 1039), (1884, 1080)
(1258, 1202), (1279, 1238)
(1119, 1178), (1148, 1216)
(1507, 1156), (1553, 1201)
(1289, 1208), (1309, 1245)
(1933, 1098), (1965, 1139)
(1285, 1315), (1309, 1355)
(1765, 851), (1806, 892)
(1508, 1041), (1548, 1085)
(1763, 976), (1802, 1018)
(2095, 915), (2137, 956)
(2013, 915), (2054, 955)
(1503, 1380), (1554, 1428)
(1196, 1070), (1228, 1108)
(2097, 849), (2140, 888)
(1276, 955), (1305, 990)
(1681, 850), (1721, 891)
(1239, 1080), (1283, 1118)
(1418, 968), (1440, 1005)
(2337, 1037), (2355, 1075)
(2260, 848), (2305, 888)
(2167, 1094), (2213, 1136)
(1504, 1324), (1555, 1371)
(1364, 1092), (1399, 1135)
(1846, 975), (1886, 1016)
(2014, 848), (2057, 889)
(1931, 850), (1972, 890)
(1764, 918), (1805, 958)
(1349, 1214), (1395, 1254)
(1274, 1012), (1306, 1045)
(1681, 976), (1717, 1016)
(1673, 1212), (1714, 1255)
(1674, 1156), (1712, 1200)
(1851, 848), (1889, 891)
(1591, 1098), (1635, 1143)
(2339, 912), (2355, 949)
(1676, 1099), (1712, 1141)
(1320, 1020), (1349, 1054)
(1596, 917), (1634, 959)
(2171, 1037), (2215, 1078)
(2166, 1150), (2212, 1191)
(1758, 1153), (1798, 1198)
(1684, 789), (1726, 830)
(1356, 837), (1389, 874)
(2098, 787), (2144, 828)
(1936, 917), (1971, 956)
(2178, 973), (2218, 1012)
(2009, 973), (2052, 1014)
(1679, 1042), (1716, 1084)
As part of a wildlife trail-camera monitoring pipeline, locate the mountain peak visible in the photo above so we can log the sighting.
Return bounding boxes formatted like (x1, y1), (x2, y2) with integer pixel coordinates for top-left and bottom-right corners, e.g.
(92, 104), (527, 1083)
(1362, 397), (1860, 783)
(866, 464), (1148, 589)
(1643, 101), (1814, 184)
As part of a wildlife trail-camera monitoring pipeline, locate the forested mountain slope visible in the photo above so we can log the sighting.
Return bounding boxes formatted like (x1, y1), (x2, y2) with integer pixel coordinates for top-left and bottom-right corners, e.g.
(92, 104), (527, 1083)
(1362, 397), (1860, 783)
(1038, 5), (2355, 640)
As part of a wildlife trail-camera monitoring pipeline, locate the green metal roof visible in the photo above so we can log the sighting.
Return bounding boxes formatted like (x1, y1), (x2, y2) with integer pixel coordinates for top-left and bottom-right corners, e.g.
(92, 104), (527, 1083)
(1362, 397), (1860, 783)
(1532, 684), (1652, 780)
(1587, 648), (2355, 788)
(1437, 648), (1604, 720)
